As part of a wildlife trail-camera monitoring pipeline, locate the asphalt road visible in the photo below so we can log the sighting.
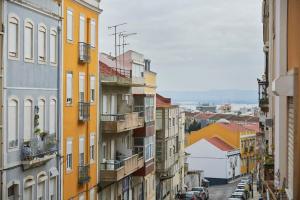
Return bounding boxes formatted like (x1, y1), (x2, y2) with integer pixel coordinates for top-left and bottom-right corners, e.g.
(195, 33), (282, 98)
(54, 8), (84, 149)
(208, 181), (239, 200)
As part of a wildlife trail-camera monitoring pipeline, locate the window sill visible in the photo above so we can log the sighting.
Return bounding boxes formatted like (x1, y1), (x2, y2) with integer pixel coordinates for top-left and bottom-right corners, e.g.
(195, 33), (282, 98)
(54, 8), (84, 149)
(65, 103), (73, 107)
(66, 169), (73, 174)
(24, 58), (34, 63)
(8, 56), (19, 61)
(38, 60), (47, 65)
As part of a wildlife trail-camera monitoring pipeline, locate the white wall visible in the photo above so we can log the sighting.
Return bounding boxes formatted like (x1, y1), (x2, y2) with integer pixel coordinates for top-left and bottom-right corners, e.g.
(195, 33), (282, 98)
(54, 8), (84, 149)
(186, 140), (228, 179)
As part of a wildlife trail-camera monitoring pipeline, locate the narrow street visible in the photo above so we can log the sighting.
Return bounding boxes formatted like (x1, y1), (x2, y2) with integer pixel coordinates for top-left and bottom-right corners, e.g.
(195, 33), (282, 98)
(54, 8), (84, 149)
(208, 182), (238, 200)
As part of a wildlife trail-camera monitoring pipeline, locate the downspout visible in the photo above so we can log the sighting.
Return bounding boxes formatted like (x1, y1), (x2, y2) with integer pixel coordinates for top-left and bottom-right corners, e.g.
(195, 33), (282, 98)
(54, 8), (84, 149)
(98, 55), (103, 196)
(57, 9), (62, 200)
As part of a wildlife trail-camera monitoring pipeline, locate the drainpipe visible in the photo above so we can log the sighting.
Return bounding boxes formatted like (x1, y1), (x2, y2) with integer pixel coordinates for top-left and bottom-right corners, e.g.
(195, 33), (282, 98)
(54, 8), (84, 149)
(57, 18), (62, 200)
(98, 55), (103, 196)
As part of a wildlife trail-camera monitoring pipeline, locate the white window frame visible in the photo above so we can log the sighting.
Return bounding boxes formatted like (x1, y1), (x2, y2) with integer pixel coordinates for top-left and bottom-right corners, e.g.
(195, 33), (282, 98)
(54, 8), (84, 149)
(38, 23), (47, 64)
(8, 13), (20, 60)
(8, 98), (19, 150)
(90, 133), (95, 163)
(50, 28), (57, 65)
(79, 73), (85, 102)
(49, 99), (57, 135)
(66, 138), (73, 172)
(37, 172), (47, 200)
(66, 72), (73, 104)
(90, 19), (96, 48)
(23, 176), (35, 200)
(24, 19), (34, 62)
(79, 136), (85, 166)
(90, 75), (96, 103)
(67, 9), (73, 41)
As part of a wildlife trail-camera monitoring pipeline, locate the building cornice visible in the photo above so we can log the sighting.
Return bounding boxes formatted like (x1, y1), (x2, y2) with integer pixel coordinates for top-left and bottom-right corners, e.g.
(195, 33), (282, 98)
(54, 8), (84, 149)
(73, 0), (103, 14)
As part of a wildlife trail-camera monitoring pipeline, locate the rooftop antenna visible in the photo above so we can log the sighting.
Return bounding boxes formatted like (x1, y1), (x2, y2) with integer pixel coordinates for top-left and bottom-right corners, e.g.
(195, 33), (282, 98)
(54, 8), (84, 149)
(108, 23), (127, 68)
(121, 33), (137, 69)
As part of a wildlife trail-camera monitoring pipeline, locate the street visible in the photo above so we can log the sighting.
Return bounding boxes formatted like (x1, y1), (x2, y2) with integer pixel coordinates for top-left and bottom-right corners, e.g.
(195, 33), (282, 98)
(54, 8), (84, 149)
(208, 182), (238, 200)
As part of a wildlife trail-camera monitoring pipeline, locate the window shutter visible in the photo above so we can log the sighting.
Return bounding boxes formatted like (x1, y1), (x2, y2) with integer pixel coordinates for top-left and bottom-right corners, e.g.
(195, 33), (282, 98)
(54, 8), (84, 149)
(79, 74), (85, 101)
(38, 100), (45, 132)
(79, 137), (84, 154)
(90, 76), (95, 90)
(66, 73), (73, 103)
(24, 24), (33, 59)
(90, 19), (96, 47)
(67, 140), (72, 154)
(287, 97), (294, 194)
(24, 100), (32, 141)
(67, 10), (73, 41)
(102, 95), (108, 114)
(8, 20), (18, 56)
(38, 27), (46, 61)
(50, 30), (57, 63)
(79, 15), (85, 42)
(49, 100), (56, 134)
(90, 134), (95, 146)
(8, 100), (18, 145)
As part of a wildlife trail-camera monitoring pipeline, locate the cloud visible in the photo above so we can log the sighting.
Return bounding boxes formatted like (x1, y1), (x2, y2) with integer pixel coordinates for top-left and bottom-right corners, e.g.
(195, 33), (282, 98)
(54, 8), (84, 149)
(99, 0), (264, 91)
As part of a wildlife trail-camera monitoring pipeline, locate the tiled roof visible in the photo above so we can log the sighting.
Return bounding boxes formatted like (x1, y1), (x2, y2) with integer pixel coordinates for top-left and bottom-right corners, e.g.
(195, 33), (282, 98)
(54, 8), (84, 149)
(156, 94), (171, 108)
(208, 113), (259, 123)
(194, 113), (216, 120)
(206, 137), (235, 151)
(219, 122), (249, 132)
(99, 62), (127, 78)
(243, 123), (259, 133)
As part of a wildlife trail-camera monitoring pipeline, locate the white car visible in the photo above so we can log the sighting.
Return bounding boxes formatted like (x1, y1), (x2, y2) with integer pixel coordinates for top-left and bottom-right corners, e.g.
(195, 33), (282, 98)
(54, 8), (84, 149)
(230, 191), (247, 200)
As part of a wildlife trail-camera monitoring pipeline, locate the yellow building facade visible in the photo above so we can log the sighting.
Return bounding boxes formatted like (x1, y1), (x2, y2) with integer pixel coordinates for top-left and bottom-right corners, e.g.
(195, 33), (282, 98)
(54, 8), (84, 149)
(63, 0), (101, 199)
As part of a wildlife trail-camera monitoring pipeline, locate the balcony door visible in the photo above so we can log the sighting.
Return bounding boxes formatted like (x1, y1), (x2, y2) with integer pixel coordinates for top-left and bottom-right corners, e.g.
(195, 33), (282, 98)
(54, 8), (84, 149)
(111, 94), (117, 115)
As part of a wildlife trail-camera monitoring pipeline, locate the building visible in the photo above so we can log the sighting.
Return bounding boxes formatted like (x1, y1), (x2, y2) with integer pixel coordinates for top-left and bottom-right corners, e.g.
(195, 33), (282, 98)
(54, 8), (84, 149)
(186, 137), (241, 185)
(155, 94), (185, 200)
(186, 122), (256, 175)
(98, 52), (150, 200)
(1, 0), (61, 199)
(258, 0), (300, 199)
(62, 0), (101, 199)
(196, 103), (217, 113)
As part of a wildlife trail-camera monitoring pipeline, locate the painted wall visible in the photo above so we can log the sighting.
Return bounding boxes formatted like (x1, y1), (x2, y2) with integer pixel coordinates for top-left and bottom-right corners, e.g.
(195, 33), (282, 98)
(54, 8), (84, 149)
(62, 0), (99, 199)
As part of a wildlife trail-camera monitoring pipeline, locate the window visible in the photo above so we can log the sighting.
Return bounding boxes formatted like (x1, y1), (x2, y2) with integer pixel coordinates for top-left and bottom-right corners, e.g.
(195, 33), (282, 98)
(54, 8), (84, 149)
(38, 24), (47, 62)
(145, 97), (154, 122)
(79, 15), (85, 42)
(38, 99), (45, 132)
(90, 76), (95, 103)
(90, 134), (95, 162)
(37, 174), (47, 200)
(49, 99), (56, 134)
(24, 99), (33, 142)
(8, 183), (19, 200)
(50, 29), (57, 64)
(90, 19), (96, 47)
(79, 137), (85, 166)
(66, 73), (73, 104)
(23, 177), (34, 200)
(24, 20), (34, 60)
(145, 136), (154, 161)
(132, 64), (144, 78)
(89, 188), (95, 200)
(49, 177), (57, 200)
(67, 9), (73, 41)
(79, 74), (85, 102)
(66, 139), (73, 171)
(8, 15), (19, 58)
(8, 99), (18, 148)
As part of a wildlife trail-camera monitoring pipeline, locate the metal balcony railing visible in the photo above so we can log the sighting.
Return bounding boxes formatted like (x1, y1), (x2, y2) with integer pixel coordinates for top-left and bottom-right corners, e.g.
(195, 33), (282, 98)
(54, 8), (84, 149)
(104, 67), (132, 78)
(134, 106), (145, 117)
(78, 164), (90, 184)
(79, 102), (90, 121)
(258, 79), (269, 112)
(21, 134), (57, 161)
(78, 42), (91, 63)
(101, 113), (126, 121)
(133, 146), (144, 158)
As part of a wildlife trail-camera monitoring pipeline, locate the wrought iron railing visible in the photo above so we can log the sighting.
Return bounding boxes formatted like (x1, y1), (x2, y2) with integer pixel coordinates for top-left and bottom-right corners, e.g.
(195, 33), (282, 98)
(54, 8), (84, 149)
(79, 102), (90, 121)
(104, 67), (132, 78)
(21, 134), (57, 161)
(101, 113), (125, 121)
(258, 79), (269, 110)
(78, 42), (91, 63)
(78, 164), (90, 184)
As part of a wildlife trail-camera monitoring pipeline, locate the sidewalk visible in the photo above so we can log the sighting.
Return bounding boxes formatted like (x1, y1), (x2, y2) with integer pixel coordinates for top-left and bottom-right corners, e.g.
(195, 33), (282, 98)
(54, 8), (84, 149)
(249, 183), (261, 200)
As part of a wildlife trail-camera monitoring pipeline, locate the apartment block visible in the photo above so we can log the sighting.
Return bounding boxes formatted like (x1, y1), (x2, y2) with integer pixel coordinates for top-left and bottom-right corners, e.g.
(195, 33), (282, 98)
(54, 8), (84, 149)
(258, 0), (300, 199)
(155, 94), (185, 200)
(1, 0), (62, 199)
(62, 0), (101, 199)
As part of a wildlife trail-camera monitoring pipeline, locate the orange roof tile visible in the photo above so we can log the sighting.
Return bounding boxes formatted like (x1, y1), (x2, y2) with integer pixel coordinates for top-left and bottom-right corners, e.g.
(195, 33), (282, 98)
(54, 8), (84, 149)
(243, 123), (259, 133)
(156, 94), (171, 108)
(206, 137), (235, 151)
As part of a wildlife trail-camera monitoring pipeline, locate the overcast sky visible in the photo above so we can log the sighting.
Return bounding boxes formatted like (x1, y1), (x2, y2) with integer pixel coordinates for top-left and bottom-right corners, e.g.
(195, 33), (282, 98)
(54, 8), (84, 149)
(99, 0), (264, 92)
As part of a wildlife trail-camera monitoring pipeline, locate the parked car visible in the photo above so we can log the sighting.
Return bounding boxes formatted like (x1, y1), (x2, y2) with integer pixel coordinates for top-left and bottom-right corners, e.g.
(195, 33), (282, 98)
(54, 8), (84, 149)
(178, 191), (198, 200)
(191, 187), (209, 199)
(230, 191), (247, 200)
(228, 198), (243, 200)
(235, 188), (249, 199)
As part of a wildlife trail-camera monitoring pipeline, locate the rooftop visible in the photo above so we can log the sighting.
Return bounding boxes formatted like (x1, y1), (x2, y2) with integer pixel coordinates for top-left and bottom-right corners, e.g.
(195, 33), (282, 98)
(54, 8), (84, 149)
(206, 137), (235, 151)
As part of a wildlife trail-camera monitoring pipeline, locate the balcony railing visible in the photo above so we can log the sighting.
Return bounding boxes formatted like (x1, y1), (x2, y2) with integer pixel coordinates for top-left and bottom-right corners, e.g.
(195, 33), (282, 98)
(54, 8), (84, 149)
(101, 112), (144, 133)
(78, 42), (91, 63)
(79, 102), (90, 121)
(78, 164), (90, 184)
(21, 134), (57, 161)
(258, 79), (269, 112)
(100, 154), (143, 182)
(134, 106), (145, 118)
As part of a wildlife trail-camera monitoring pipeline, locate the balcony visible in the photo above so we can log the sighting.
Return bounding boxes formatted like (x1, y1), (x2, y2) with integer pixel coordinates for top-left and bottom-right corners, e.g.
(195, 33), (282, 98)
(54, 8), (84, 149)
(79, 102), (90, 122)
(101, 112), (144, 133)
(78, 42), (91, 64)
(100, 154), (144, 182)
(21, 134), (57, 169)
(78, 164), (90, 184)
(258, 79), (269, 112)
(101, 67), (133, 86)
